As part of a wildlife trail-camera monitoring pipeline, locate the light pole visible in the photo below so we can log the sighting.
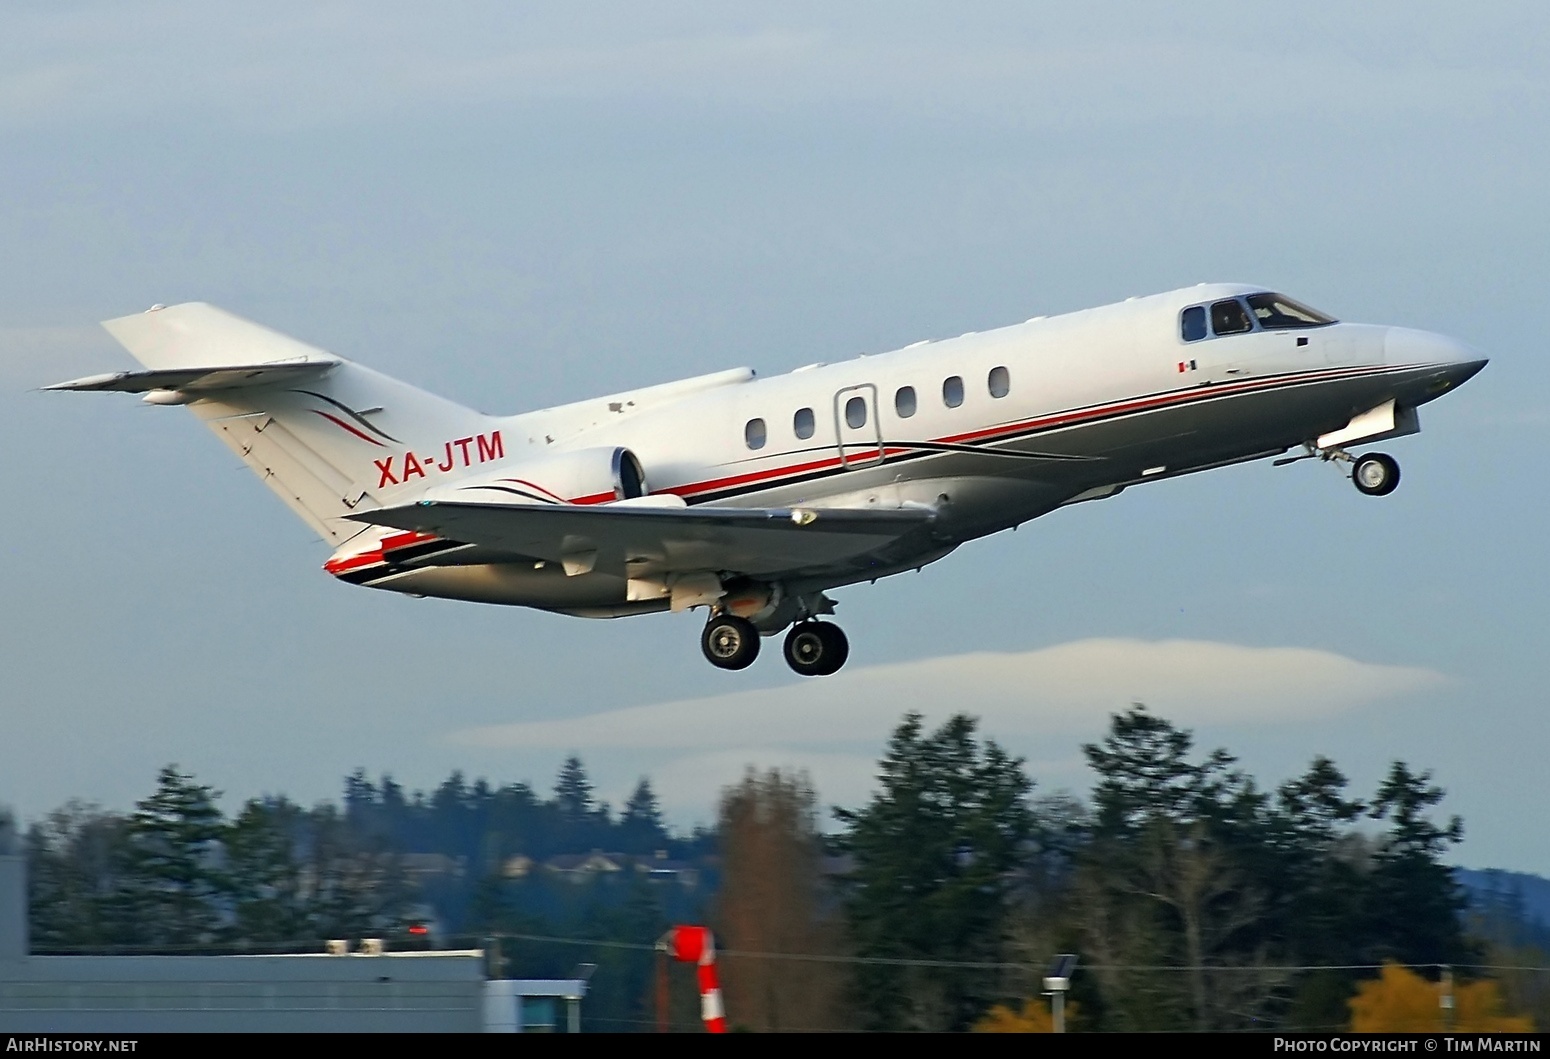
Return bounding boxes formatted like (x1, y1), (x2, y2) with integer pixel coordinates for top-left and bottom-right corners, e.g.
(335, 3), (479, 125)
(568, 963), (597, 1034)
(1043, 954), (1078, 1033)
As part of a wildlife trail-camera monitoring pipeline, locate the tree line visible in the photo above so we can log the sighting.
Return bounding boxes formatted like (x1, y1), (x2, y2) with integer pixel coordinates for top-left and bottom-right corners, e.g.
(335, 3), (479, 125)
(16, 705), (1547, 1031)
(24, 755), (698, 951)
(714, 706), (1544, 1032)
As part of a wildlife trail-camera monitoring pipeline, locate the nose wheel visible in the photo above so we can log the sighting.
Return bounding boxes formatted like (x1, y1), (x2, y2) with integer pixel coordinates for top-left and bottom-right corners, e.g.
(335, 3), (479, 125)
(1277, 444), (1401, 497)
(701, 614), (760, 670)
(783, 622), (850, 677)
(1351, 452), (1399, 496)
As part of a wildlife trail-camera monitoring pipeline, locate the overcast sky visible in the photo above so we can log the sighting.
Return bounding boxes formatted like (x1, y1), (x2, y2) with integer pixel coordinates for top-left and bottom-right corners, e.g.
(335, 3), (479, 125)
(2, 2), (1546, 872)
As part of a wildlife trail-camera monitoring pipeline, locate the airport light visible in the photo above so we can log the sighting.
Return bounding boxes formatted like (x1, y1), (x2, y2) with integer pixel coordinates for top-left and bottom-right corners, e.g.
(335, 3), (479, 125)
(1043, 953), (1078, 1033)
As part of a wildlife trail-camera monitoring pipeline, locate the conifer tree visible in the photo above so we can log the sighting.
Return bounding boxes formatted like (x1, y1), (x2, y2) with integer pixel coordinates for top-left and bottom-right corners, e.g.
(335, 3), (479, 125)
(619, 778), (667, 853)
(117, 766), (230, 946)
(835, 712), (1034, 1030)
(225, 797), (307, 944)
(1364, 762), (1472, 967)
(553, 756), (595, 821)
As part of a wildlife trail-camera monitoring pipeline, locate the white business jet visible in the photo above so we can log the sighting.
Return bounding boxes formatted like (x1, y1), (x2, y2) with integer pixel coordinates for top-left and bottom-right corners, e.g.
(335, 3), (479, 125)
(49, 284), (1484, 676)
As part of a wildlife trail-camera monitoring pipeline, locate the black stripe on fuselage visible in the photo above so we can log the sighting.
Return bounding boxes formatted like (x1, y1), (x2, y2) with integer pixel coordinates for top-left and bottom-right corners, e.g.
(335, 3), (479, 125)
(382, 538), (467, 565)
(680, 362), (1422, 506)
(290, 389), (402, 443)
(459, 484), (563, 505)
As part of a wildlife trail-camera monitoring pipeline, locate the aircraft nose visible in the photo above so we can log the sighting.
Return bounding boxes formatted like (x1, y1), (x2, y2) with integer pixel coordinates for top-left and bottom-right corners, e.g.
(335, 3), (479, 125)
(1384, 326), (1487, 378)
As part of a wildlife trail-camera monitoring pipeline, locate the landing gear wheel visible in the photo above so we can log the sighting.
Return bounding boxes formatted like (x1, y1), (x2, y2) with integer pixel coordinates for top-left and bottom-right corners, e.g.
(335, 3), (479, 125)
(701, 615), (760, 670)
(1352, 452), (1400, 496)
(783, 622), (850, 677)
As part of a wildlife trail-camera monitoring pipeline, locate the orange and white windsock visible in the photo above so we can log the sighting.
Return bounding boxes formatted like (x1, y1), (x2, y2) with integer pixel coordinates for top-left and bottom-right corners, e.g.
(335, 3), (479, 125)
(665, 925), (726, 1033)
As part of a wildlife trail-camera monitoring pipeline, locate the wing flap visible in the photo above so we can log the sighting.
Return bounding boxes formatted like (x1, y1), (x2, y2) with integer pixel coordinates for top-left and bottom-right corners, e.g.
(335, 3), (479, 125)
(346, 500), (935, 578)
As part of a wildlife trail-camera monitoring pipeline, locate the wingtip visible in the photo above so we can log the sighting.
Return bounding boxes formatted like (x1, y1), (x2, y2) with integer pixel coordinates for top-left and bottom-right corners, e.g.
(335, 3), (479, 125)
(42, 371), (128, 391)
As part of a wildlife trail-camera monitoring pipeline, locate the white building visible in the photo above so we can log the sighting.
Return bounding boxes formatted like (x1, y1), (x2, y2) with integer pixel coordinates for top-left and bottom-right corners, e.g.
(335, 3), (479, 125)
(0, 855), (585, 1032)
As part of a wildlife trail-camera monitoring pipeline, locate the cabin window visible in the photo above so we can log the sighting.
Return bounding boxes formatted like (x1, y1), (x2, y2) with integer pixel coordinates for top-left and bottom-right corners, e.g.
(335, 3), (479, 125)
(1210, 299), (1253, 336)
(943, 375), (964, 408)
(744, 417), (767, 450)
(845, 395), (868, 429)
(895, 386), (917, 418)
(1245, 292), (1337, 329)
(1180, 305), (1207, 342)
(793, 406), (815, 440)
(988, 365), (1010, 398)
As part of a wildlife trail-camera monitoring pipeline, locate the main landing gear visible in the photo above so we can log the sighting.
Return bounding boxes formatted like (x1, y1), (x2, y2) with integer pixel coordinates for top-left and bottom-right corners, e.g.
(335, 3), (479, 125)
(782, 621), (849, 677)
(699, 613), (851, 676)
(701, 614), (760, 671)
(1276, 444), (1401, 497)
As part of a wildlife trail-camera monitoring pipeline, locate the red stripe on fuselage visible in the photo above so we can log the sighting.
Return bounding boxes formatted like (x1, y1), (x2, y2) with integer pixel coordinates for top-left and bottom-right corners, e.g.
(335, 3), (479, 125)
(324, 530), (440, 576)
(311, 410), (386, 447)
(661, 363), (1404, 502)
(324, 552), (384, 574)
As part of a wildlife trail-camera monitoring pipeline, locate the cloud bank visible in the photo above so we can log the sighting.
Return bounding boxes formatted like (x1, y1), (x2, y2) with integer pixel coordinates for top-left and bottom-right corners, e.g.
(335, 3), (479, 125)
(450, 638), (1445, 754)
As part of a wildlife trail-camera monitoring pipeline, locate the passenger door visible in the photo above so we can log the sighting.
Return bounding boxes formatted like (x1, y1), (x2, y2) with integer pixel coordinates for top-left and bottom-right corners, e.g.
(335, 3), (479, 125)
(832, 384), (883, 467)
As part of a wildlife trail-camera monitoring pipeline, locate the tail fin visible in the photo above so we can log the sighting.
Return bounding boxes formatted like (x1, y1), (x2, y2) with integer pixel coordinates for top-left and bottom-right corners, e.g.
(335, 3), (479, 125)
(65, 303), (503, 546)
(102, 302), (337, 371)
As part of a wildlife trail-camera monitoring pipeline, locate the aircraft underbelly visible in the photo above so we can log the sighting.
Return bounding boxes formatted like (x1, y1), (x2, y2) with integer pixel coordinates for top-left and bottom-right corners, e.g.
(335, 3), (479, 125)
(1007, 365), (1444, 487)
(371, 563), (644, 609)
(359, 529), (950, 609)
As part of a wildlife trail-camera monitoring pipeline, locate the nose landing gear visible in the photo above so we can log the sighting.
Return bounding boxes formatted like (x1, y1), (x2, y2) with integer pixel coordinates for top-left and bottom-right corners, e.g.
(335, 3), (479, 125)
(782, 622), (850, 677)
(1351, 452), (1400, 496)
(1275, 443), (1401, 497)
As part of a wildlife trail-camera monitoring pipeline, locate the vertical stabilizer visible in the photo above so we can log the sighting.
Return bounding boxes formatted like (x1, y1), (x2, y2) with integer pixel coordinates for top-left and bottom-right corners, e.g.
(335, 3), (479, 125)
(102, 302), (339, 371)
(94, 304), (505, 545)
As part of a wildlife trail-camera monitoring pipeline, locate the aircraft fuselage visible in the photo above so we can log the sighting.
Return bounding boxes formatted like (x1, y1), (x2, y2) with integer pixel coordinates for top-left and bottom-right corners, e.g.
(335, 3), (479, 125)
(365, 283), (1483, 615)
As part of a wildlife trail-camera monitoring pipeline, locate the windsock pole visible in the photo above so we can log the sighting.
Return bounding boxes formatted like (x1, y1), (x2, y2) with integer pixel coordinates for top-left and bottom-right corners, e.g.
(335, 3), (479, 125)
(658, 925), (727, 1033)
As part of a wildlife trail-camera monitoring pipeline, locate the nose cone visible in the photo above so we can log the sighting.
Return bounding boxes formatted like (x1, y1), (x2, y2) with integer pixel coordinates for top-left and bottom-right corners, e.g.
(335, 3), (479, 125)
(1385, 327), (1487, 382)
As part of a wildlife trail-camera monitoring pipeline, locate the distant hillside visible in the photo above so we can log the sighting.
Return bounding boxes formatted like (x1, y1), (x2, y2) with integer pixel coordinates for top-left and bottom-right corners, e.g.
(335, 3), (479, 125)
(1458, 868), (1550, 922)
(1457, 867), (1550, 948)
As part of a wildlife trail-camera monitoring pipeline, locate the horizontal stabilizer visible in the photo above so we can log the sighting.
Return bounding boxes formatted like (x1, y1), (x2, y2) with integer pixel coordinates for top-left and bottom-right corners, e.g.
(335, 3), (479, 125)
(346, 500), (935, 579)
(45, 361), (336, 394)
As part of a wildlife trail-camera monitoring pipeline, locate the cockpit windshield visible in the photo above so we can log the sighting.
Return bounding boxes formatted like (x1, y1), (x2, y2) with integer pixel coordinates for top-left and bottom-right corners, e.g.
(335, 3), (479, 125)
(1245, 292), (1337, 329)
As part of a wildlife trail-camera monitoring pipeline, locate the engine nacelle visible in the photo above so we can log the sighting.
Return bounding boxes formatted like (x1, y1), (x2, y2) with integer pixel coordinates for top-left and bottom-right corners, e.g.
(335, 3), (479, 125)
(437, 445), (648, 506)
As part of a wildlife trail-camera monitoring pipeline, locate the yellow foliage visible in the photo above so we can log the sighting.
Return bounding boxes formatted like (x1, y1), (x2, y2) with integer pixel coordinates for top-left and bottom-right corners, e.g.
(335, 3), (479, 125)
(973, 998), (1080, 1032)
(1349, 962), (1535, 1032)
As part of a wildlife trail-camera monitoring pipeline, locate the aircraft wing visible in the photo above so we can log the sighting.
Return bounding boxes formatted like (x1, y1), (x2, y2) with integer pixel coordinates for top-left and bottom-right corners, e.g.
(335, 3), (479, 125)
(347, 500), (936, 579)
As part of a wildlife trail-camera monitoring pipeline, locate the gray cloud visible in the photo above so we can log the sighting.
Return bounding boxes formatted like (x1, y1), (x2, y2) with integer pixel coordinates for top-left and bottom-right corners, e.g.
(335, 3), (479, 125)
(449, 638), (1445, 752)
(0, 4), (1531, 131)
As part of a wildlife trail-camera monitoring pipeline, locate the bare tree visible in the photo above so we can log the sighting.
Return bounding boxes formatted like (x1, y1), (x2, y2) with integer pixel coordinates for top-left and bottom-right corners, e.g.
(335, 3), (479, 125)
(716, 768), (852, 1031)
(1128, 820), (1283, 1029)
